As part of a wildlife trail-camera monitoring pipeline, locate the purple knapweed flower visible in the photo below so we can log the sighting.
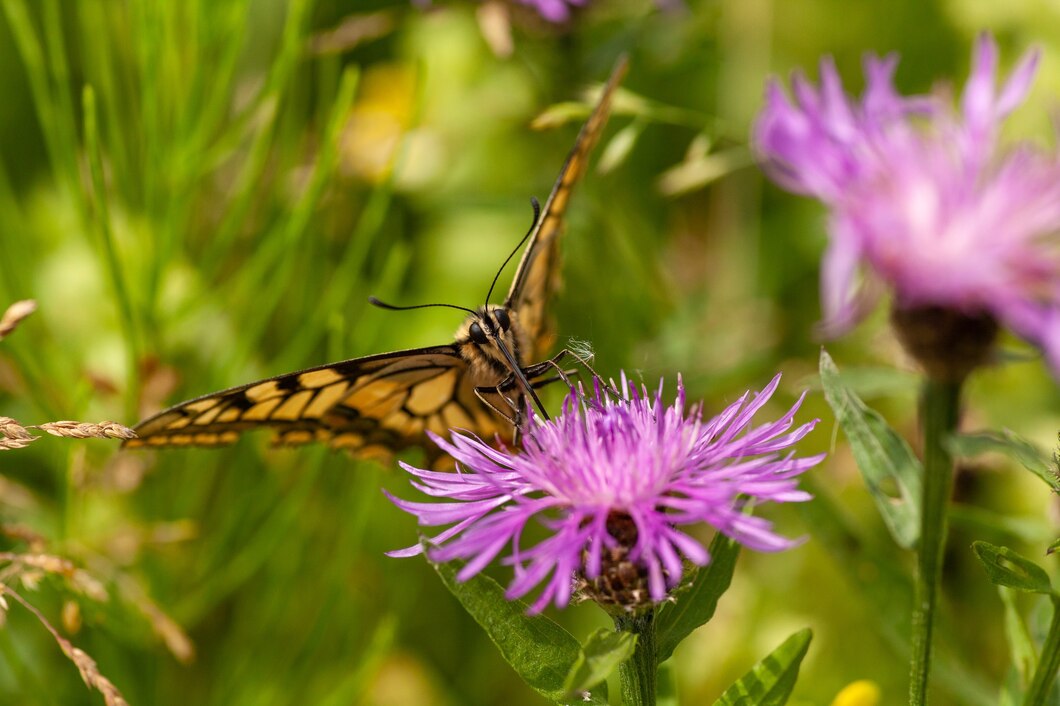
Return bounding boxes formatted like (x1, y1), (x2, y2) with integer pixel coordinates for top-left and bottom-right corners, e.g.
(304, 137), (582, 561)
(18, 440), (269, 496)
(518, 0), (586, 22)
(754, 35), (1060, 376)
(412, 0), (586, 23)
(387, 374), (822, 613)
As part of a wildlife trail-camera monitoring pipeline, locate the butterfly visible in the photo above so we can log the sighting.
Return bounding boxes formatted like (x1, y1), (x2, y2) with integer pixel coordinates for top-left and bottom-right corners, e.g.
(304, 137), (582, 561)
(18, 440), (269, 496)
(123, 57), (628, 461)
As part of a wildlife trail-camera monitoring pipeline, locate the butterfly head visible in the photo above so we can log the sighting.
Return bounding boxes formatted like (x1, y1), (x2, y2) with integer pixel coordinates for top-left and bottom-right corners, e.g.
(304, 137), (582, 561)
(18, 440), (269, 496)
(457, 305), (527, 379)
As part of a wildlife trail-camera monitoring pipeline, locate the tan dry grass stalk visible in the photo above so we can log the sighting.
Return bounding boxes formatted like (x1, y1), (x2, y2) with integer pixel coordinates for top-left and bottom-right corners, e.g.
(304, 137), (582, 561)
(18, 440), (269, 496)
(1, 301), (137, 449)
(0, 416), (137, 450)
(0, 417), (34, 440)
(118, 575), (195, 664)
(35, 421), (136, 440)
(0, 300), (36, 341)
(0, 552), (108, 602)
(1, 586), (129, 706)
(0, 437), (36, 450)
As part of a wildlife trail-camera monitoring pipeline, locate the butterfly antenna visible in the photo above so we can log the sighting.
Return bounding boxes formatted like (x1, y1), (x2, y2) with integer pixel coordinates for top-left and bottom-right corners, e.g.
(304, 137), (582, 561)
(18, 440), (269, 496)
(484, 197), (541, 307)
(368, 296), (476, 316)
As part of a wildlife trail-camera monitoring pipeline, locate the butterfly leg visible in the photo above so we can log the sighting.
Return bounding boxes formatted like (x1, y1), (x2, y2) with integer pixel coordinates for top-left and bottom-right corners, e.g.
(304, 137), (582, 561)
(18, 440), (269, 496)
(473, 384), (521, 427)
(523, 348), (621, 400)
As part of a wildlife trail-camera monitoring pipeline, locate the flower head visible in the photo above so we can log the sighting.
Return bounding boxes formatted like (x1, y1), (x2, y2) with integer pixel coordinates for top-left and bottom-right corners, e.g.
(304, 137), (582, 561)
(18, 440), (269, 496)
(387, 374), (822, 613)
(518, 0), (585, 22)
(754, 35), (1060, 375)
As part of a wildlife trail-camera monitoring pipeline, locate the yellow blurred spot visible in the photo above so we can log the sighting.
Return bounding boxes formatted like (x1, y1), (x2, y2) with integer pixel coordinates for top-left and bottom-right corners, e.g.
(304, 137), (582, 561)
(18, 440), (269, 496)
(61, 599), (81, 634)
(476, 2), (513, 58)
(366, 652), (447, 706)
(342, 63), (416, 182)
(831, 680), (881, 706)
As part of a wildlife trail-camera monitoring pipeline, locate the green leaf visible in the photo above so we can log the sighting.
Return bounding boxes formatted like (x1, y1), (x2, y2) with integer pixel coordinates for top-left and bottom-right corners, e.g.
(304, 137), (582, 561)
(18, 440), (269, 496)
(802, 365), (919, 398)
(562, 628), (636, 697)
(597, 119), (644, 175)
(656, 533), (741, 662)
(532, 101), (591, 130)
(972, 541), (1055, 595)
(819, 350), (922, 549)
(1048, 538), (1060, 556)
(948, 504), (1054, 545)
(657, 662), (679, 706)
(430, 560), (607, 704)
(999, 587), (1036, 684)
(712, 628), (813, 706)
(947, 431), (1060, 493)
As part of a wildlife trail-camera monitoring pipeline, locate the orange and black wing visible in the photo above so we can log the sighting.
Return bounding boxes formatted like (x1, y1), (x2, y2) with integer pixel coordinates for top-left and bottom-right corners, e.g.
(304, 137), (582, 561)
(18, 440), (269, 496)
(504, 56), (627, 361)
(123, 345), (510, 460)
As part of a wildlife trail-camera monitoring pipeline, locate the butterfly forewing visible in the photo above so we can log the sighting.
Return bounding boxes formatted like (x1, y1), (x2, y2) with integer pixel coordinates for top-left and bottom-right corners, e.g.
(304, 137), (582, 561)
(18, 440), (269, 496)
(126, 57), (628, 460)
(505, 56), (628, 361)
(125, 346), (509, 459)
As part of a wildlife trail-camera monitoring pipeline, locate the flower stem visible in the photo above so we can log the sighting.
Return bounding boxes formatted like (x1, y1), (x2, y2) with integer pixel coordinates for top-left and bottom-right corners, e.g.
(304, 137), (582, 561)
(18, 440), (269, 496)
(616, 609), (657, 706)
(1023, 595), (1060, 706)
(909, 378), (962, 706)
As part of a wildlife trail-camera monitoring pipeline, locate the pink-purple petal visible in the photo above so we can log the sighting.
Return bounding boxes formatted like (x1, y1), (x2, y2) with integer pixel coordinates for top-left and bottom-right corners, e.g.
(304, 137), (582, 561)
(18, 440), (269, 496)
(388, 373), (821, 611)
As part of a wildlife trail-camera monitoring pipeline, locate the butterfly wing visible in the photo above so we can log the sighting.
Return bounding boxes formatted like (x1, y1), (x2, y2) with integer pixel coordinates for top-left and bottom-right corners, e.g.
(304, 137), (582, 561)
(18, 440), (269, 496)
(125, 59), (629, 460)
(123, 345), (510, 460)
(505, 57), (628, 361)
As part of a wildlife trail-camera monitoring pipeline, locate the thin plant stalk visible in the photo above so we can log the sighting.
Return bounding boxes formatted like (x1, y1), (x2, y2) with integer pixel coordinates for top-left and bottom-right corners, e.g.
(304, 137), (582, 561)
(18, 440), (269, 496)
(909, 378), (962, 705)
(616, 610), (657, 706)
(1023, 595), (1060, 706)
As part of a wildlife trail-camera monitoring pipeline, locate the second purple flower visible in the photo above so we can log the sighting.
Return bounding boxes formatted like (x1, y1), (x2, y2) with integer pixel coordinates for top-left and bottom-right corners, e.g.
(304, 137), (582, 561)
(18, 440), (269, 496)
(755, 35), (1060, 380)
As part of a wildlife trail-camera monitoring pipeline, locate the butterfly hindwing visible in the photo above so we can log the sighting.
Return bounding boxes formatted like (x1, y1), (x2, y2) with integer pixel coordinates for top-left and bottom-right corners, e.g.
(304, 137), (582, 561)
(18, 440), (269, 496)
(125, 346), (509, 458)
(505, 56), (628, 361)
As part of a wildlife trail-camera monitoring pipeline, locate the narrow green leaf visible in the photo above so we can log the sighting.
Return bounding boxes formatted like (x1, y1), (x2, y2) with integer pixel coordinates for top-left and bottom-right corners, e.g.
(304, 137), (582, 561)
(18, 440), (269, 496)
(532, 101), (591, 130)
(948, 504), (1053, 545)
(972, 541), (1054, 595)
(1048, 538), (1060, 556)
(819, 350), (922, 548)
(656, 532), (741, 662)
(656, 146), (750, 196)
(83, 83), (142, 418)
(712, 628), (813, 706)
(431, 560), (606, 704)
(999, 587), (1036, 683)
(802, 365), (919, 398)
(998, 669), (1020, 706)
(598, 119), (644, 174)
(657, 662), (679, 706)
(562, 628), (636, 696)
(947, 431), (1060, 493)
(318, 615), (397, 706)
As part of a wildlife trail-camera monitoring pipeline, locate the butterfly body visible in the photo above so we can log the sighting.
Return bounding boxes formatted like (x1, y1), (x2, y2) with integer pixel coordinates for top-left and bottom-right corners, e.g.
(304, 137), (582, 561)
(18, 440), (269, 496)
(124, 57), (628, 459)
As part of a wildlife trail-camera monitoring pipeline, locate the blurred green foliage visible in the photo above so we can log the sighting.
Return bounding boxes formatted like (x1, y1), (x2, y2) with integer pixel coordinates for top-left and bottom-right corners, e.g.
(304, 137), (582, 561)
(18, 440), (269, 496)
(0, 0), (1057, 704)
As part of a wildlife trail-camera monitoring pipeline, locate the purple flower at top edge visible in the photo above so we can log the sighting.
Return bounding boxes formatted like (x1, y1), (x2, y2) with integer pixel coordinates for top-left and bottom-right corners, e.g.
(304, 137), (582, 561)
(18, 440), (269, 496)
(411, 0), (586, 23)
(754, 34), (1060, 372)
(386, 374), (823, 613)
(518, 0), (586, 22)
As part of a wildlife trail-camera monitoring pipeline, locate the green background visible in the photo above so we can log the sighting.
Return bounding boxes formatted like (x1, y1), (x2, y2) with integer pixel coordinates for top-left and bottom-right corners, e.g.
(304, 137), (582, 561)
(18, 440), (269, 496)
(0, 1), (1057, 704)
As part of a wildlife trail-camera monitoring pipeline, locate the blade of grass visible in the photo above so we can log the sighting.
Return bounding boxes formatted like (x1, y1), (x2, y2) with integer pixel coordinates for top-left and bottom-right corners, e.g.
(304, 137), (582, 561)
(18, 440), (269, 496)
(280, 182), (394, 366)
(228, 66), (359, 368)
(41, 0), (82, 219)
(82, 84), (141, 417)
(200, 0), (317, 273)
(75, 3), (136, 207)
(3, 0), (70, 198)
